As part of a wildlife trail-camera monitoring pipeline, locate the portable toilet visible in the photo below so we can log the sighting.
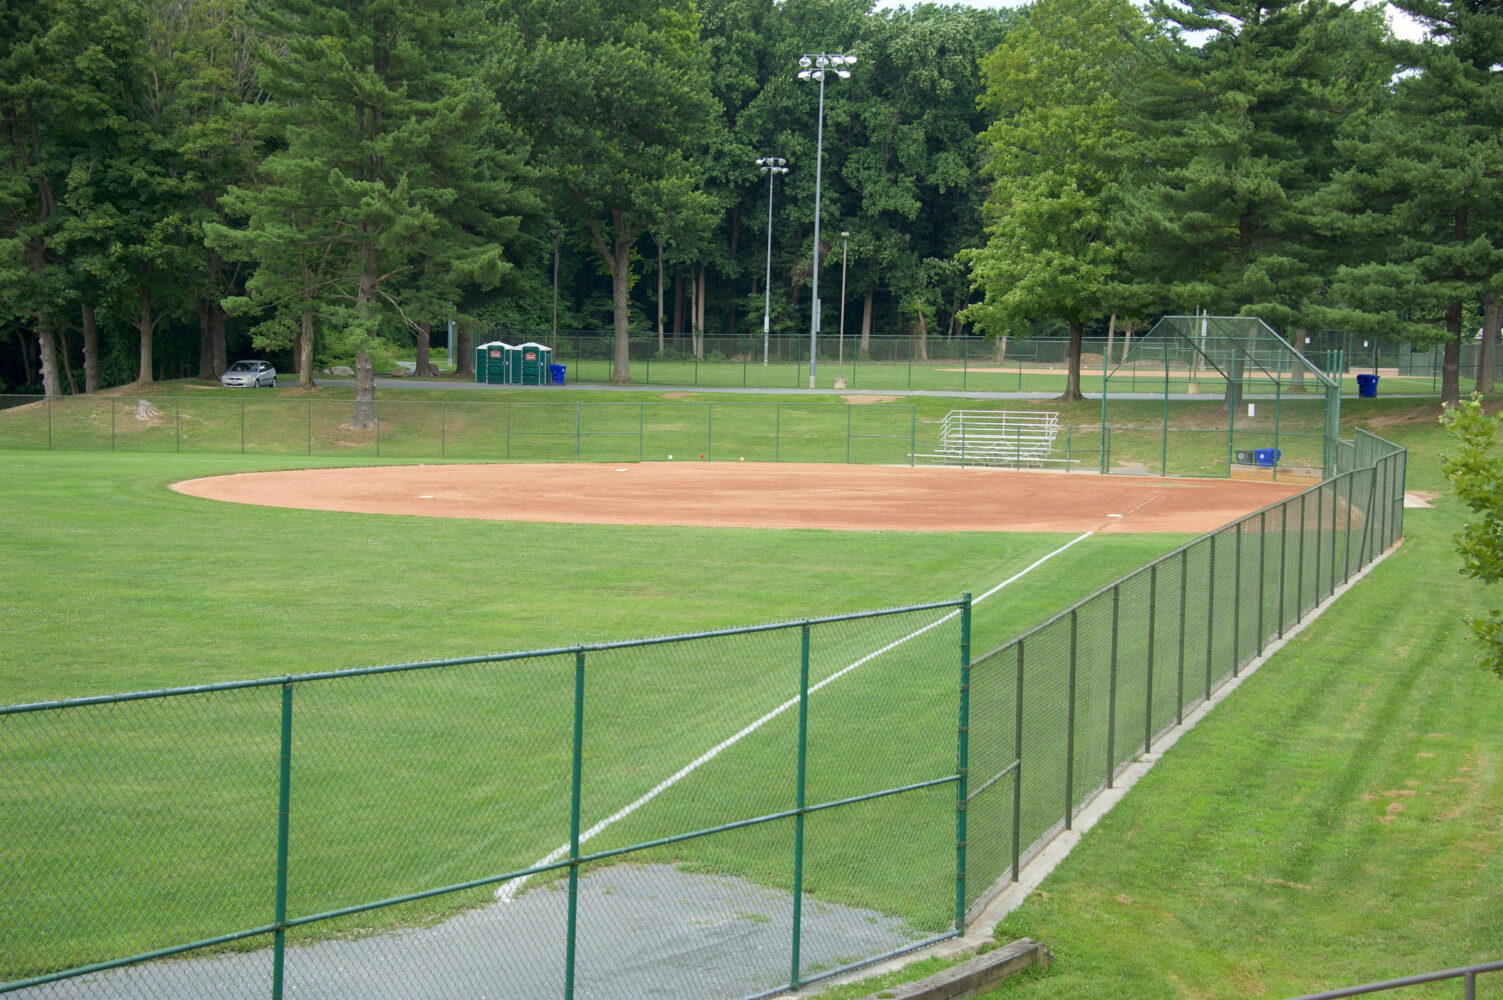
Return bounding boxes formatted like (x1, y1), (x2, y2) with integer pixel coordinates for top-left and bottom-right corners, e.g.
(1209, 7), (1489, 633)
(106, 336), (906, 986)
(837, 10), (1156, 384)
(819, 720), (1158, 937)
(518, 341), (552, 386)
(475, 341), (516, 384)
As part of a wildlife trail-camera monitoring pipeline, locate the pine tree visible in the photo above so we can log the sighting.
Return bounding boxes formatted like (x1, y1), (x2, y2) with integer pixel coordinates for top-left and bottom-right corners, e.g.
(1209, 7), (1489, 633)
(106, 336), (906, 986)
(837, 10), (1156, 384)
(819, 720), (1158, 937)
(1322, 0), (1503, 407)
(1122, 0), (1389, 336)
(215, 0), (532, 419)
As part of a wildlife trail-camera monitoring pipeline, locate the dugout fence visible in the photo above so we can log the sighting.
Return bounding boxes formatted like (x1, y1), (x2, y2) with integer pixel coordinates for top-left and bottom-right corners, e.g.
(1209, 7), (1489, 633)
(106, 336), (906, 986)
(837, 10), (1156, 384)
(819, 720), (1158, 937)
(0, 431), (1406, 1000)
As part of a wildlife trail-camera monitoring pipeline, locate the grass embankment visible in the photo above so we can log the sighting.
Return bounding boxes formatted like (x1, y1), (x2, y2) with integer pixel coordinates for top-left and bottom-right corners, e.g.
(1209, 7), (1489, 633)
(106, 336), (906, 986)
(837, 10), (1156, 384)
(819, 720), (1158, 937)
(932, 407), (1503, 999)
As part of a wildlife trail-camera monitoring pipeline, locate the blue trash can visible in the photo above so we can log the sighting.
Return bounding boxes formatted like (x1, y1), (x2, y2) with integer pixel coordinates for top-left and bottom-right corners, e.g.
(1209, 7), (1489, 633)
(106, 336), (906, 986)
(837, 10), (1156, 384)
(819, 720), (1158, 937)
(1356, 373), (1379, 398)
(1254, 448), (1281, 467)
(549, 364), (566, 386)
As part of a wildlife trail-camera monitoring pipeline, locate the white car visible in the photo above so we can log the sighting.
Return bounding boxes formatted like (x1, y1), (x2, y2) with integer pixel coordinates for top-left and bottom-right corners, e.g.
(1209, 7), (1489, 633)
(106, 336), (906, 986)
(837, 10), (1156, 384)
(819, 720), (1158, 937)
(221, 360), (277, 388)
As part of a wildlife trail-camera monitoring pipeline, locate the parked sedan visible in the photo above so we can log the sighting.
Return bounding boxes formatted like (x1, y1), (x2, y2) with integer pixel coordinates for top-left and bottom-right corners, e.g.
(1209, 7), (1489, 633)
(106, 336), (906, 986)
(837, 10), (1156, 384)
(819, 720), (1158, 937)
(221, 360), (277, 388)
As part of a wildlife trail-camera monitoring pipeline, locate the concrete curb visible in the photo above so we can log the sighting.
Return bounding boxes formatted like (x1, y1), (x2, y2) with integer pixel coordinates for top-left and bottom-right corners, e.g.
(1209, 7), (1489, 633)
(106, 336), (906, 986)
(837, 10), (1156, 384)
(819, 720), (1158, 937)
(850, 939), (1052, 1000)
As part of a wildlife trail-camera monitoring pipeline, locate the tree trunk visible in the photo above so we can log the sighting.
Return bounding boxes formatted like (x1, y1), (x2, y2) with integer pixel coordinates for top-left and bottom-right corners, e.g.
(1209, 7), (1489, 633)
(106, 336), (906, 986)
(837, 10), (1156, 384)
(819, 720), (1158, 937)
(82, 303), (100, 393)
(198, 299), (215, 380)
(136, 280), (155, 387)
(35, 318), (61, 397)
(455, 320), (474, 377)
(610, 212), (632, 384)
(58, 326), (78, 394)
(415, 320), (432, 376)
(694, 265), (705, 359)
(1477, 295), (1498, 394)
(298, 308), (315, 388)
(1289, 327), (1308, 392)
(860, 283), (874, 360)
(672, 264), (684, 339)
(656, 238), (665, 351)
(1058, 319), (1086, 403)
(1442, 299), (1463, 408)
(353, 345), (376, 427)
(914, 307), (929, 362)
(351, 241), (378, 427)
(1106, 314), (1116, 373)
(996, 335), (1009, 363)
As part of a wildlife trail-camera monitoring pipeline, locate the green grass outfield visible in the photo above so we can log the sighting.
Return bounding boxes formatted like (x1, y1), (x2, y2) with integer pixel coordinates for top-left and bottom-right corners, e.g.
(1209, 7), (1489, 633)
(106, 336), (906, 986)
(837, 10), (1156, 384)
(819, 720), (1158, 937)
(0, 445), (1188, 983)
(838, 410), (1503, 1000)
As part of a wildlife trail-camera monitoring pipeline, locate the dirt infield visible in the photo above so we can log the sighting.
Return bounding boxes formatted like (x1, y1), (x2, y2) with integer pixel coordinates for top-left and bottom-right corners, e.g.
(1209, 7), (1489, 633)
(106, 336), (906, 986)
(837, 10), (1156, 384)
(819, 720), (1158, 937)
(172, 462), (1306, 534)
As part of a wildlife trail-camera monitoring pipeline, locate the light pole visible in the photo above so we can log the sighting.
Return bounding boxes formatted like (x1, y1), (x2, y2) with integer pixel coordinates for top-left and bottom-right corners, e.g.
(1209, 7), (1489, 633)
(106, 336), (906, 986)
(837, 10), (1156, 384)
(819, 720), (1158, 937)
(835, 231), (850, 389)
(797, 51), (856, 389)
(756, 157), (788, 366)
(550, 228), (561, 352)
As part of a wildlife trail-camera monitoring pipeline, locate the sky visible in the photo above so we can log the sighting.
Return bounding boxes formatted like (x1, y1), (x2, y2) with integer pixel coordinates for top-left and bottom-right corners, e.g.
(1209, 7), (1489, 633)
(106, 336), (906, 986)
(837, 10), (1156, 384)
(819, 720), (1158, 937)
(870, 0), (1430, 42)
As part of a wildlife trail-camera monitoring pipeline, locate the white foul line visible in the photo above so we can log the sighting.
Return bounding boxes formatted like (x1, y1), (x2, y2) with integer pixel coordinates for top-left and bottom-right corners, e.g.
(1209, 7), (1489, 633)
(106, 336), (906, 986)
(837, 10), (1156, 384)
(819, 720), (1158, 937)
(496, 530), (1097, 900)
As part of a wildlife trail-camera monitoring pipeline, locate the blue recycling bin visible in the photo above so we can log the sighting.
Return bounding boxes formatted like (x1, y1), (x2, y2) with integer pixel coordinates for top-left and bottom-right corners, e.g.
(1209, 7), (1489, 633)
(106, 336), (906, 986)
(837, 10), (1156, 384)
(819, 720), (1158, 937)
(549, 364), (566, 386)
(1356, 373), (1379, 398)
(1254, 448), (1281, 467)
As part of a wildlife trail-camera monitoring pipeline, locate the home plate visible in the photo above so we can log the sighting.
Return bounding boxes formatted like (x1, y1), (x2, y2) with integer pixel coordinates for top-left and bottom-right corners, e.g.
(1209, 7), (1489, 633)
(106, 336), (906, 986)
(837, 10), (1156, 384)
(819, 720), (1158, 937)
(419, 495), (435, 499)
(1107, 513), (1123, 518)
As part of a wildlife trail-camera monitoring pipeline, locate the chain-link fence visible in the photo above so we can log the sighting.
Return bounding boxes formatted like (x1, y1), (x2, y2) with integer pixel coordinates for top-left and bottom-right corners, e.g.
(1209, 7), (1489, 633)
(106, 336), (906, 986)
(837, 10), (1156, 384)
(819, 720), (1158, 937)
(1, 603), (973, 1000)
(961, 429), (1405, 920)
(0, 394), (1328, 484)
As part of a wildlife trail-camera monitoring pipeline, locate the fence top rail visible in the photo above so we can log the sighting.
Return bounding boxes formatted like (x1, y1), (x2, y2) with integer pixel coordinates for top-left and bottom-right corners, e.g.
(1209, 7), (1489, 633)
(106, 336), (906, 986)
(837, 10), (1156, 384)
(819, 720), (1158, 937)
(1, 596), (968, 716)
(1281, 958), (1503, 1000)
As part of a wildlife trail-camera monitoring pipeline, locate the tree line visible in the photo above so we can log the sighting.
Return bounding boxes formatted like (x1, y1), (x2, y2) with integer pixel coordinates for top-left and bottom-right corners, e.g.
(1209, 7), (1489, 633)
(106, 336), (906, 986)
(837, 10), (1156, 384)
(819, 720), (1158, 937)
(3, 0), (1498, 410)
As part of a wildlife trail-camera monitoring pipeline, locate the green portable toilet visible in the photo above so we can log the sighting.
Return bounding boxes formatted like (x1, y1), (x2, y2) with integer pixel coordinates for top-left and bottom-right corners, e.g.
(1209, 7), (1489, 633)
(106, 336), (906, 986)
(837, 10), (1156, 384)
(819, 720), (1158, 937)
(518, 341), (552, 385)
(476, 341), (517, 384)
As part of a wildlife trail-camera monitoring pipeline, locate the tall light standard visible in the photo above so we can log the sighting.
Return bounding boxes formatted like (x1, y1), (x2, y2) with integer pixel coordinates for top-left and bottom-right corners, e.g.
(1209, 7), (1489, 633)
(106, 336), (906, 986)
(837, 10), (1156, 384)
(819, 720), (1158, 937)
(797, 51), (856, 389)
(756, 157), (788, 366)
(835, 231), (850, 389)
(550, 228), (561, 352)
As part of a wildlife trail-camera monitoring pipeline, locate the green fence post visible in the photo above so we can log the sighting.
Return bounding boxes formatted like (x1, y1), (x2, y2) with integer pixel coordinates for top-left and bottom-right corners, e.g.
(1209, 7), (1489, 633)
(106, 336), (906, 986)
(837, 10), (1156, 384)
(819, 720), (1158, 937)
(1107, 586), (1119, 788)
(272, 682), (293, 1000)
(575, 402), (581, 460)
(440, 402), (446, 459)
(1205, 533), (1217, 698)
(1314, 486), (1325, 604)
(565, 649), (586, 1000)
(639, 403), (644, 463)
(1278, 502), (1289, 638)
(1232, 523), (1242, 676)
(47, 395), (52, 450)
(1065, 610), (1078, 830)
(790, 624), (811, 990)
(375, 401), (380, 457)
(1295, 493), (1307, 622)
(306, 399), (311, 456)
(776, 403), (781, 463)
(506, 402), (512, 460)
(1011, 641), (1024, 883)
(1177, 550), (1188, 725)
(1328, 481), (1339, 600)
(1258, 509), (1268, 655)
(910, 405), (917, 467)
(707, 402), (713, 460)
(241, 399), (245, 454)
(955, 593), (972, 931)
(1146, 563), (1157, 751)
(846, 405), (851, 463)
